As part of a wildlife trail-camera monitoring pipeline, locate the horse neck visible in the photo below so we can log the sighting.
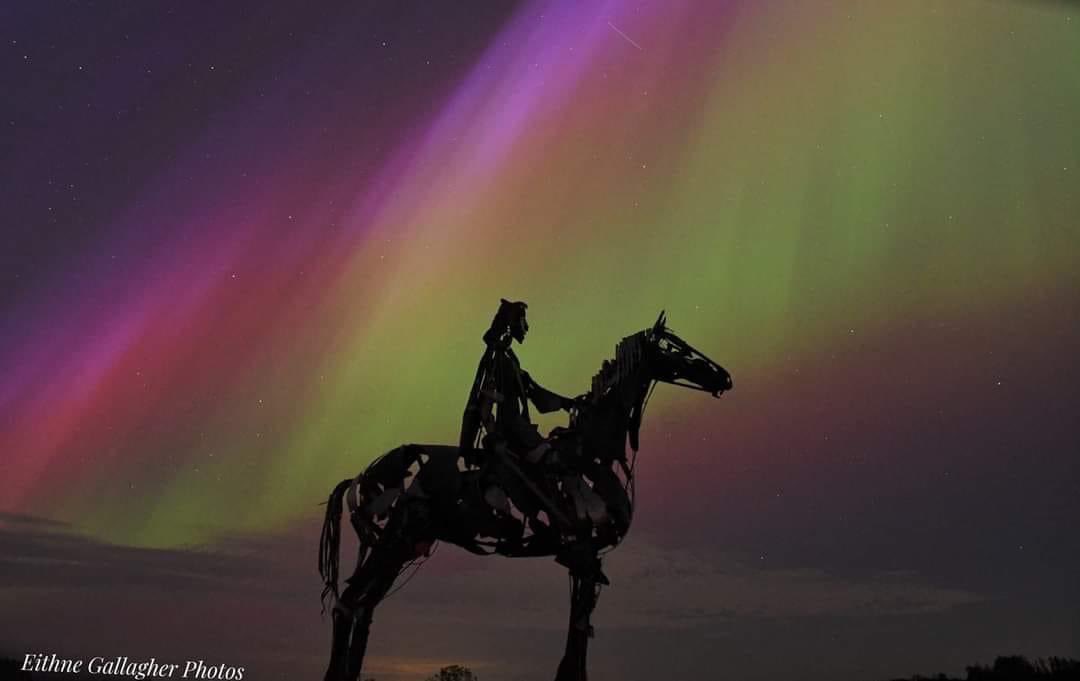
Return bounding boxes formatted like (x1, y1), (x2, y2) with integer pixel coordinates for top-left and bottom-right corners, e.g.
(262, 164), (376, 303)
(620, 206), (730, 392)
(591, 368), (651, 459)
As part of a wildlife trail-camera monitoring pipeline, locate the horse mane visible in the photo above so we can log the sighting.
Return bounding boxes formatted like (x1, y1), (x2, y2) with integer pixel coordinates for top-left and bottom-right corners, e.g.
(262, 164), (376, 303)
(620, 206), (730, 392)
(586, 331), (652, 453)
(588, 331), (646, 403)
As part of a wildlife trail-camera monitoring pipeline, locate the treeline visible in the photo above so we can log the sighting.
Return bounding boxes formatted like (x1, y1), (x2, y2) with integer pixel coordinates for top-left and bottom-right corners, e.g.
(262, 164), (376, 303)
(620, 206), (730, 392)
(889, 656), (1080, 681)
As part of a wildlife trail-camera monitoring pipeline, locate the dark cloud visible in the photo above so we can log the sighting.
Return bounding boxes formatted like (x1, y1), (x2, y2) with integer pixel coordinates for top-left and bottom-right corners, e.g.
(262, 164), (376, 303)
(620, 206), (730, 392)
(0, 513), (291, 596)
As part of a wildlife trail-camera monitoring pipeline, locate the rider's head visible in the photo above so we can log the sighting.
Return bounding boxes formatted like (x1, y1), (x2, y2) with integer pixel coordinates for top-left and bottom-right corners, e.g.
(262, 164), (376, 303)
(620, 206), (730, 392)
(510, 304), (529, 343)
(484, 299), (529, 346)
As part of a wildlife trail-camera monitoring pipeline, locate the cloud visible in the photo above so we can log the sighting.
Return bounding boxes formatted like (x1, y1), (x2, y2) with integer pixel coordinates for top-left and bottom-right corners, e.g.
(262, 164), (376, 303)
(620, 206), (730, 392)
(603, 542), (986, 623)
(342, 536), (986, 635)
(0, 512), (302, 598)
(0, 513), (983, 628)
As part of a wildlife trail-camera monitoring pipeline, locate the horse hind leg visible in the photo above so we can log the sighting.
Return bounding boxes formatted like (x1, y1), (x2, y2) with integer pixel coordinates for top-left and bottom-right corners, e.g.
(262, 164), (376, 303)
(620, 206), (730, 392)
(324, 446), (444, 681)
(330, 492), (438, 681)
(324, 553), (375, 681)
(324, 603), (353, 681)
(325, 543), (410, 681)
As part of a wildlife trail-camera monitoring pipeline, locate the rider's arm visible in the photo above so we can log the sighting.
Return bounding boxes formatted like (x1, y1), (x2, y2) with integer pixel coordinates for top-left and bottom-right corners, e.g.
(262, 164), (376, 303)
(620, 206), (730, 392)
(521, 370), (574, 413)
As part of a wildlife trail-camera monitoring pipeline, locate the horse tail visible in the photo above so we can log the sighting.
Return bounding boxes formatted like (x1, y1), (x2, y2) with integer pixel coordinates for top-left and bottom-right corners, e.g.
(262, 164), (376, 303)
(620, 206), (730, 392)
(319, 477), (353, 611)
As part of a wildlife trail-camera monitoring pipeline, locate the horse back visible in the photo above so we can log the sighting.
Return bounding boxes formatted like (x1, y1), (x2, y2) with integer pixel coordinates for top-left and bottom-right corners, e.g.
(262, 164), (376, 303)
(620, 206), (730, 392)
(362, 443), (476, 504)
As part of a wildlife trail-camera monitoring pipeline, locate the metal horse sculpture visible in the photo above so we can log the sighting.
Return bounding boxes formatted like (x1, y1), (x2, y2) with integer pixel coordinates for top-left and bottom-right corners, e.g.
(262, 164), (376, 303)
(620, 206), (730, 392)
(319, 312), (732, 681)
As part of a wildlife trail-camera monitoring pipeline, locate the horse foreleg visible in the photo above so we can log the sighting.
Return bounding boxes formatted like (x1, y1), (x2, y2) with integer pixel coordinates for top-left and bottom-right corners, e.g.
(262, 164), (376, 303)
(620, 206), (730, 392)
(554, 560), (603, 681)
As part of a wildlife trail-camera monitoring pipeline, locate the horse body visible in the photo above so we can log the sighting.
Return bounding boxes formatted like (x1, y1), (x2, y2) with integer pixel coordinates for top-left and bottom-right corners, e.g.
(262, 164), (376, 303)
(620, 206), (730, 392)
(319, 314), (731, 681)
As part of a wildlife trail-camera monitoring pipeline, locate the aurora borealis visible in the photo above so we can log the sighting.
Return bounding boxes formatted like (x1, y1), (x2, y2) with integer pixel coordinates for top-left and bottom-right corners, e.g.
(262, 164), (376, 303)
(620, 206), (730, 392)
(2, 1), (1078, 680)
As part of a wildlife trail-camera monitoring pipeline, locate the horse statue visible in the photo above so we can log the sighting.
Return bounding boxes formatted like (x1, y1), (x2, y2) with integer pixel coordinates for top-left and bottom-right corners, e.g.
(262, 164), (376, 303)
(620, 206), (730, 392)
(318, 311), (732, 681)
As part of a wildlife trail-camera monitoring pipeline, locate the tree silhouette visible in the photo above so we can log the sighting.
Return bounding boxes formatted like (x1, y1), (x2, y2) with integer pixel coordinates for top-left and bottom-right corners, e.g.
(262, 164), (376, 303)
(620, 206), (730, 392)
(424, 664), (478, 681)
(887, 655), (1080, 681)
(967, 656), (1080, 680)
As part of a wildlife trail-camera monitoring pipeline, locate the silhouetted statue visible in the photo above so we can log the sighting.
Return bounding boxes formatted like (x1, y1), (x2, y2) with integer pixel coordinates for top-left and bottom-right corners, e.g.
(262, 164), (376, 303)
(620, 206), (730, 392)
(319, 308), (733, 681)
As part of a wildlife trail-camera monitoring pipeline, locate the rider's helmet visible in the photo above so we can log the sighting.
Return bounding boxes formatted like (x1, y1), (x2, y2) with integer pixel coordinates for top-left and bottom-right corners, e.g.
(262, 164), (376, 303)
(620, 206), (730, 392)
(483, 299), (528, 346)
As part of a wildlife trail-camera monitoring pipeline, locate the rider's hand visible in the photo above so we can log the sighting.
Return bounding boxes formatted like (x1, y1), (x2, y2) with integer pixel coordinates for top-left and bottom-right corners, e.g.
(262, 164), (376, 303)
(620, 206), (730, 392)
(562, 394), (588, 411)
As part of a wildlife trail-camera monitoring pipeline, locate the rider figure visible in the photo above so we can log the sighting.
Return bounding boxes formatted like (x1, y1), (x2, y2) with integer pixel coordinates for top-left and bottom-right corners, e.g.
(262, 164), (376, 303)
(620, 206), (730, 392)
(459, 299), (575, 466)
(458, 300), (582, 546)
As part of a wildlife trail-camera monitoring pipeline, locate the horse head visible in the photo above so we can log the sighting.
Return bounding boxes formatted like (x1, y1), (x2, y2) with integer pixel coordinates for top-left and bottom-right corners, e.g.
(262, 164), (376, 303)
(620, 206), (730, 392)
(587, 311), (731, 454)
(644, 310), (732, 397)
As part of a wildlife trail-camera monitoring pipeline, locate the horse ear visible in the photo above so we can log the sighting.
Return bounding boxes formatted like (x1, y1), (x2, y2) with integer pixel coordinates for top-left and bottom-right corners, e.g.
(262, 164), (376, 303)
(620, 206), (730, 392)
(651, 310), (666, 336)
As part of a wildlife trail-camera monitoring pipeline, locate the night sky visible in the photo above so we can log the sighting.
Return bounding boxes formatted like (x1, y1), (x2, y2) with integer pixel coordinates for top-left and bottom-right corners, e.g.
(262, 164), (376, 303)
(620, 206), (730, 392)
(2, 2), (1078, 680)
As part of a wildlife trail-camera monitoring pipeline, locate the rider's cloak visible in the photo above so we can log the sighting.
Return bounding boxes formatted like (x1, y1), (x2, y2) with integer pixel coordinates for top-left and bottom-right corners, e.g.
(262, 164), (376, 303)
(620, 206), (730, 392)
(459, 337), (567, 457)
